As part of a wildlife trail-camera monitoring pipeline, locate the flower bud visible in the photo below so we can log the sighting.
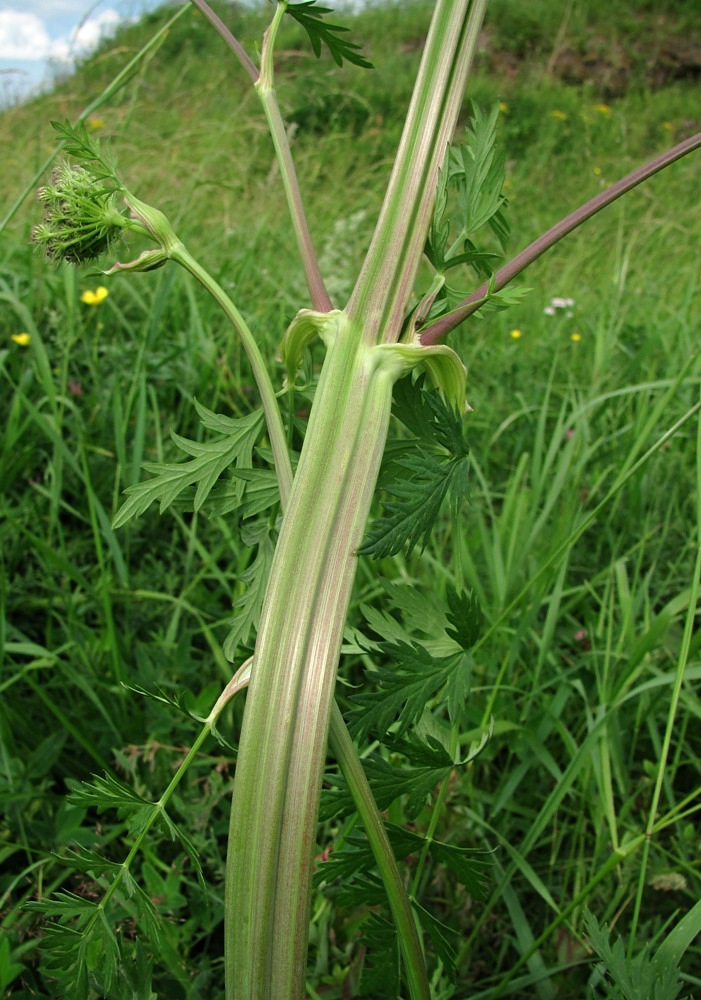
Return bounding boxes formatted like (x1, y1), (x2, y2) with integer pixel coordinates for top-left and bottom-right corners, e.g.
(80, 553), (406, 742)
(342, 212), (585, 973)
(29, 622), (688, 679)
(31, 161), (126, 265)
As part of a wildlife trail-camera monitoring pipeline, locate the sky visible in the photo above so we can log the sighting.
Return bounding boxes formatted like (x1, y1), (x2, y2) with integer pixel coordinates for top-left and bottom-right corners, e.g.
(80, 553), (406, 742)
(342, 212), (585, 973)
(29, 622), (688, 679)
(0, 0), (166, 105)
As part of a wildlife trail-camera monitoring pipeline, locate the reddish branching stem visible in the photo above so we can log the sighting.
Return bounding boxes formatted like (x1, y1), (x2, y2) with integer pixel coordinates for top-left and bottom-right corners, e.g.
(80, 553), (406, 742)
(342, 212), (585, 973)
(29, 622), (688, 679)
(419, 131), (701, 345)
(188, 0), (259, 83)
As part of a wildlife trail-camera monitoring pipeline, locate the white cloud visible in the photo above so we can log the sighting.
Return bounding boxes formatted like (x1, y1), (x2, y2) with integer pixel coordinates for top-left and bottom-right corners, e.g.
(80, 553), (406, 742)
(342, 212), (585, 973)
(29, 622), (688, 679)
(0, 11), (52, 59)
(0, 7), (121, 62)
(57, 9), (122, 60)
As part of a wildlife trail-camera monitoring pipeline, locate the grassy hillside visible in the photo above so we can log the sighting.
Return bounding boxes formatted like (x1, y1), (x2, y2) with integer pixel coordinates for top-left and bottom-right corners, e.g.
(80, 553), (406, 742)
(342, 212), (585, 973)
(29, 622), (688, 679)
(1, 2), (700, 998)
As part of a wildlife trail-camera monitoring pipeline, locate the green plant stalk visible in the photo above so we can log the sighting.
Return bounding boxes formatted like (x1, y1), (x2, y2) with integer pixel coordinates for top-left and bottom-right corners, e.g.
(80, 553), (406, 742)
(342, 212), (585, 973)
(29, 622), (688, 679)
(224, 4), (488, 995)
(347, 0), (487, 344)
(328, 700), (430, 1000)
(225, 322), (395, 999)
(168, 244), (293, 506)
(256, 0), (333, 312)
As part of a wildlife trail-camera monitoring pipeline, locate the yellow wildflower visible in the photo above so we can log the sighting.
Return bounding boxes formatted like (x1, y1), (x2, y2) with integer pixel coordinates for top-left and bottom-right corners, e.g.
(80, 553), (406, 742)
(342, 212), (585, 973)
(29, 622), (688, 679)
(87, 117), (106, 130)
(550, 110), (567, 121)
(510, 329), (522, 340)
(571, 332), (582, 342)
(662, 121), (673, 131)
(81, 286), (109, 306)
(499, 102), (508, 114)
(595, 103), (611, 114)
(593, 166), (602, 175)
(11, 332), (31, 346)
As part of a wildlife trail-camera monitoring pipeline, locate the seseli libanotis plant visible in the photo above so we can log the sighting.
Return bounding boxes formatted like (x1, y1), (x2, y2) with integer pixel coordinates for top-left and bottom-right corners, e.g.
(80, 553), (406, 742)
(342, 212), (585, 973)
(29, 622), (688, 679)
(26, 1), (701, 997)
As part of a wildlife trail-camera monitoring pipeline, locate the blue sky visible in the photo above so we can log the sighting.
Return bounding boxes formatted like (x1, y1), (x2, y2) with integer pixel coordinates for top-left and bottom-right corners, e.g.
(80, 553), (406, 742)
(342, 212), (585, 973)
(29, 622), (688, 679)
(0, 0), (166, 104)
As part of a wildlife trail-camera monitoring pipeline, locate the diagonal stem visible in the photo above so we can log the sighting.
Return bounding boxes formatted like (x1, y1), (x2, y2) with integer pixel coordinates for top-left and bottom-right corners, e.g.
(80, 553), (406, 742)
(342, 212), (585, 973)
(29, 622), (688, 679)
(188, 0), (259, 82)
(419, 131), (701, 344)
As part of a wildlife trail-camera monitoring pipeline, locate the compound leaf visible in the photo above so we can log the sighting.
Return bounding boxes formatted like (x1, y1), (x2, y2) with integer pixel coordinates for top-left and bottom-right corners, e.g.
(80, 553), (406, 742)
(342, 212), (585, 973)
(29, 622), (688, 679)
(286, 2), (373, 68)
(113, 406), (263, 528)
(360, 379), (470, 559)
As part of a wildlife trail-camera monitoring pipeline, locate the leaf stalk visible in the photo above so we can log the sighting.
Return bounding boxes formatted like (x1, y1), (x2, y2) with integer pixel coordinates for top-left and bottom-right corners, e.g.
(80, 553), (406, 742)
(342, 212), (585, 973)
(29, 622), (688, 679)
(420, 130), (701, 344)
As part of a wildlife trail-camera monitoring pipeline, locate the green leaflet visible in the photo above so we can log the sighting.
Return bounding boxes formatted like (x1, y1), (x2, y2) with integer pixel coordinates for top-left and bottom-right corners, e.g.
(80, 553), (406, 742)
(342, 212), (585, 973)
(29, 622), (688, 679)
(425, 101), (508, 277)
(349, 641), (470, 743)
(112, 402), (264, 528)
(285, 2), (373, 69)
(321, 737), (453, 820)
(419, 102), (530, 329)
(223, 519), (276, 661)
(359, 376), (470, 559)
(346, 581), (483, 747)
(584, 909), (687, 1000)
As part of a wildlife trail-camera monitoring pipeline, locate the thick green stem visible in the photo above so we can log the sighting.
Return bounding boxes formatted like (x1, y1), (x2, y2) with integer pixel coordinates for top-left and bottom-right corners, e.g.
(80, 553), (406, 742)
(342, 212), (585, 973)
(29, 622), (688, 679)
(347, 0), (487, 344)
(225, 317), (395, 998)
(224, 3), (488, 996)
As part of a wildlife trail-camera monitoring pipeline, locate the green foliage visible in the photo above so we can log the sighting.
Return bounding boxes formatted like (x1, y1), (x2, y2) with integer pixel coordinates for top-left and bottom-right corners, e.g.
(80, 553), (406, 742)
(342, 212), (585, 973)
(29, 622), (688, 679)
(420, 100), (534, 325)
(359, 376), (470, 558)
(112, 401), (265, 527)
(2, 0), (700, 996)
(286, 2), (373, 69)
(426, 102), (508, 277)
(585, 910), (687, 1000)
(50, 118), (120, 186)
(223, 518), (275, 659)
(349, 641), (470, 741)
(0, 935), (24, 994)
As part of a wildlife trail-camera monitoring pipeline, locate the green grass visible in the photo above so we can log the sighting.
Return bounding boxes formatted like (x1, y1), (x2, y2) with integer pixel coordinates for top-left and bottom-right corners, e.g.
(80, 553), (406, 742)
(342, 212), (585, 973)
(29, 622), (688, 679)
(1, 1), (700, 997)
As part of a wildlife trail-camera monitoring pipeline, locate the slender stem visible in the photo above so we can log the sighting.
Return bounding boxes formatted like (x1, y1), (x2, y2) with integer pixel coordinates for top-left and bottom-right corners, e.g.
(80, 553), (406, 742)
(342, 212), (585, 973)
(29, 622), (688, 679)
(170, 245), (293, 507)
(420, 131), (701, 344)
(328, 701), (430, 1000)
(188, 0), (259, 83)
(191, 0), (332, 310)
(256, 3), (333, 311)
(410, 725), (460, 901)
(257, 91), (334, 312)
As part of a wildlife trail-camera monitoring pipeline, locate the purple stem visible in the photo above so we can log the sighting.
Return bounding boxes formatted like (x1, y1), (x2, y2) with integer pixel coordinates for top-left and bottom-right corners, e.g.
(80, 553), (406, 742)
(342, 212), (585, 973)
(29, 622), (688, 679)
(188, 0), (259, 83)
(419, 131), (701, 345)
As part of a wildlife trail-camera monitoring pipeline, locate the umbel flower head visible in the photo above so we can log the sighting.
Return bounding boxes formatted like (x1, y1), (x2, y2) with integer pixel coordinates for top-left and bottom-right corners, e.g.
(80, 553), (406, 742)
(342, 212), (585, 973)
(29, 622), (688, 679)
(32, 162), (128, 265)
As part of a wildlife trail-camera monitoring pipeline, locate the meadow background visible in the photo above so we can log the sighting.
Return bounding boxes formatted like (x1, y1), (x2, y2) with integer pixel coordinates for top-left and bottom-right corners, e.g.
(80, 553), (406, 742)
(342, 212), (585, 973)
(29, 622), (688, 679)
(1, 0), (700, 996)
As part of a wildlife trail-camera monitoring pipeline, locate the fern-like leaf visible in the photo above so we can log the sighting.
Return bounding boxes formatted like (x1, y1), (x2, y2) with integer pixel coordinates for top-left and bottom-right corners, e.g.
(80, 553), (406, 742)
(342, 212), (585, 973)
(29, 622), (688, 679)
(113, 404), (263, 528)
(223, 518), (276, 660)
(360, 378), (469, 559)
(286, 2), (373, 68)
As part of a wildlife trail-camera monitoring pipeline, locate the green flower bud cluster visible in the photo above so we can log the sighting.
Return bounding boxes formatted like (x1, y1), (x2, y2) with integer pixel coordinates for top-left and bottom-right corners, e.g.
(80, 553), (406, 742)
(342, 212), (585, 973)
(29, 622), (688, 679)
(32, 162), (127, 265)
